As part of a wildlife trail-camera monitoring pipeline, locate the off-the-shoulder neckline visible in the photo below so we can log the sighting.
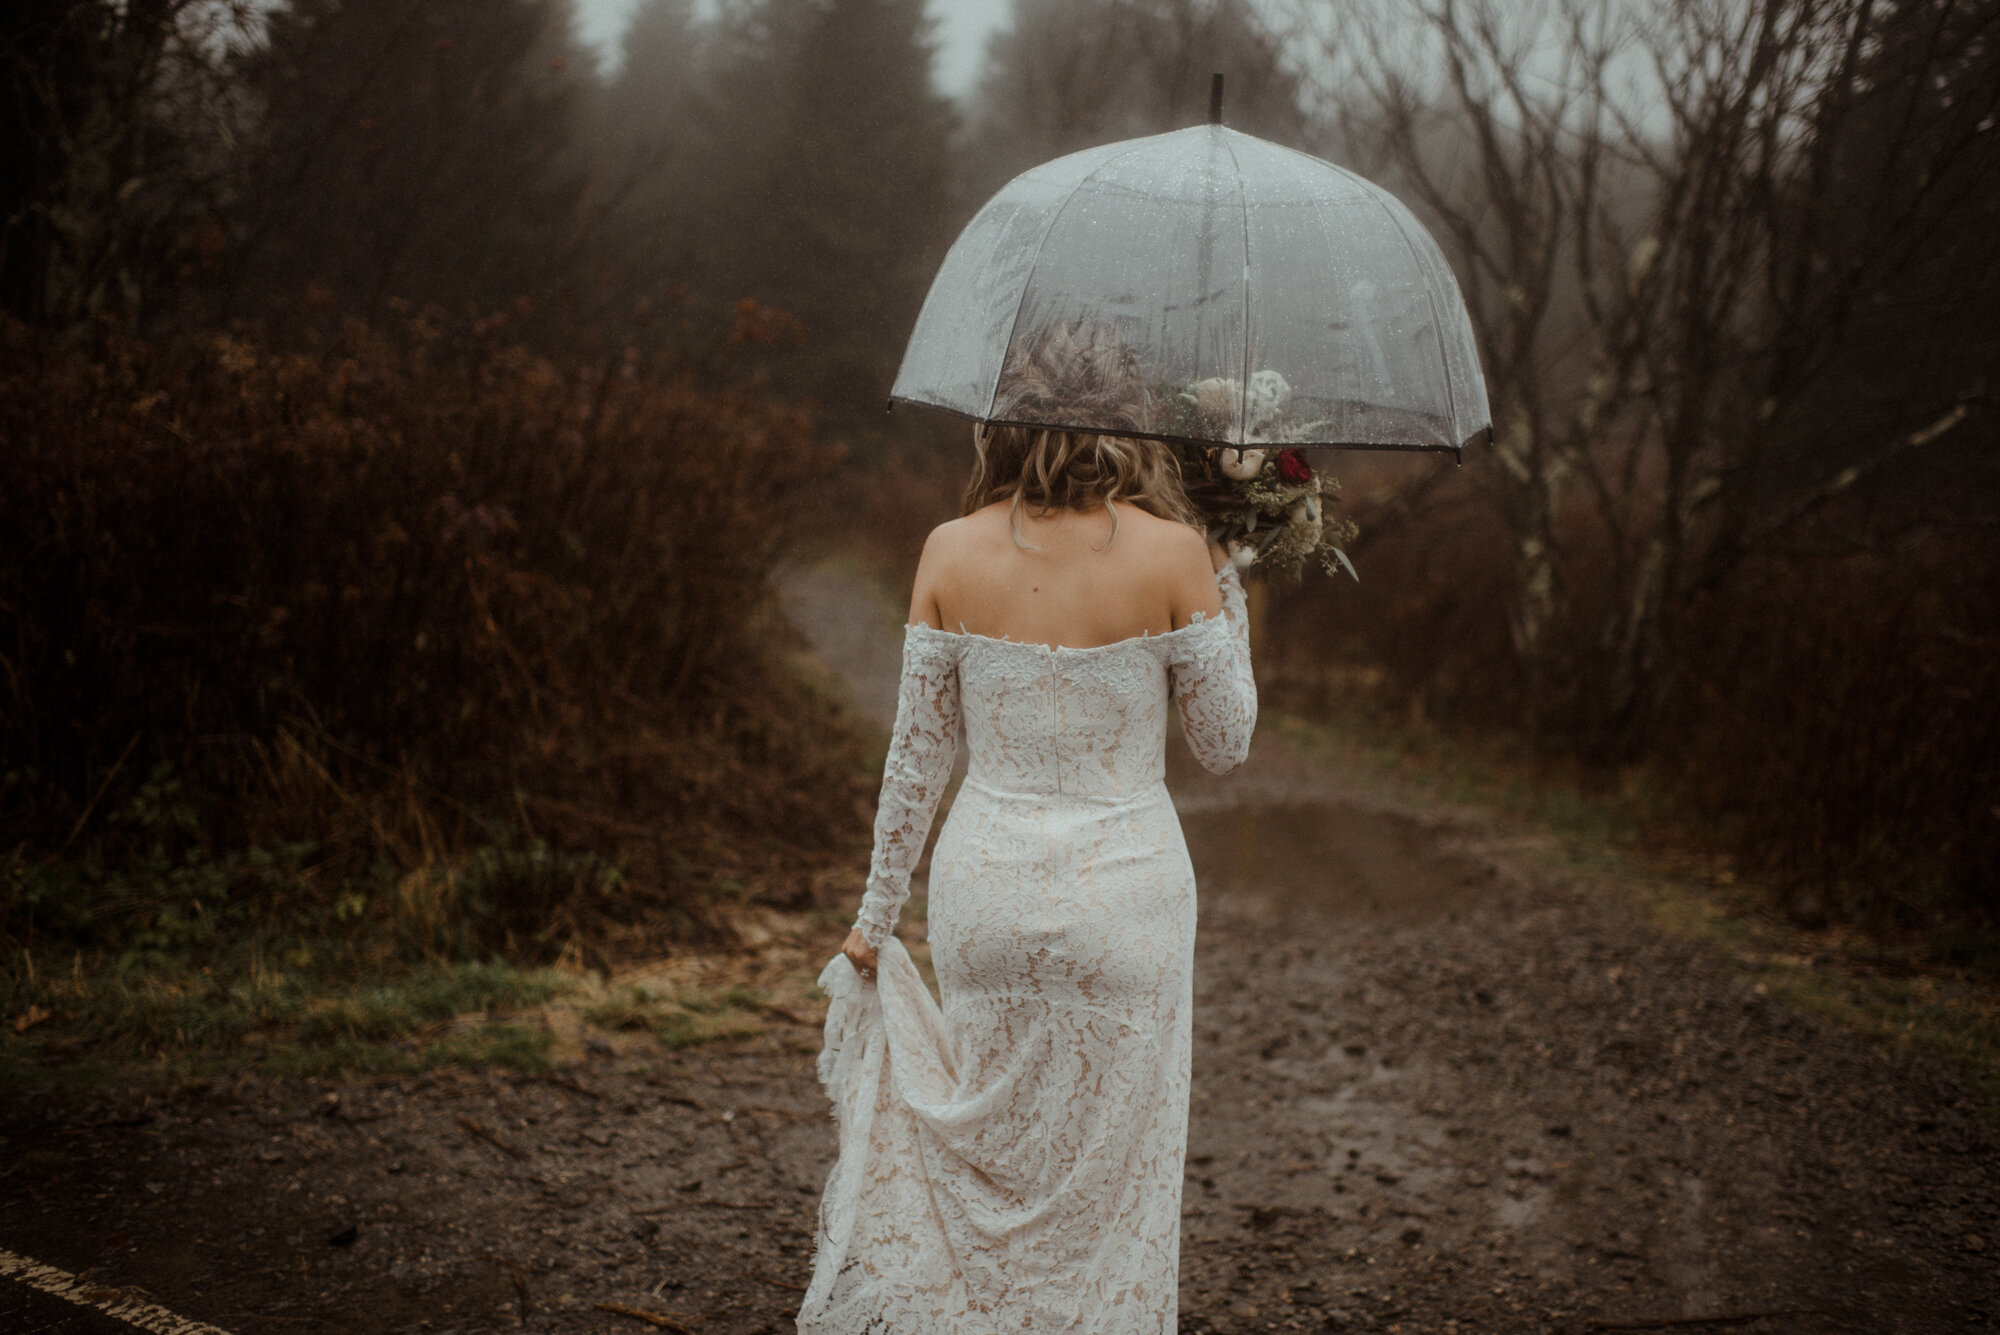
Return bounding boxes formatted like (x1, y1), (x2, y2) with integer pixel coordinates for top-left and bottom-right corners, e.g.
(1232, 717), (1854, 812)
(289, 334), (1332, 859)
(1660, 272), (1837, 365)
(902, 609), (1221, 654)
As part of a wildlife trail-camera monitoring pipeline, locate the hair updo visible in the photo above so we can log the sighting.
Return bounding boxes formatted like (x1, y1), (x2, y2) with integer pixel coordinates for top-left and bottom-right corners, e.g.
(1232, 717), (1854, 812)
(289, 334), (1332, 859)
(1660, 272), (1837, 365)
(963, 318), (1200, 539)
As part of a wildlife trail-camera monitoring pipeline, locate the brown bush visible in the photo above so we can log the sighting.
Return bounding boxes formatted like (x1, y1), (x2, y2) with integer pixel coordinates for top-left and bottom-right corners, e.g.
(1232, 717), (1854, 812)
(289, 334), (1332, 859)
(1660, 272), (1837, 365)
(1664, 540), (2000, 932)
(802, 422), (967, 583)
(1256, 454), (1998, 939)
(1257, 458), (1525, 731)
(0, 312), (869, 960)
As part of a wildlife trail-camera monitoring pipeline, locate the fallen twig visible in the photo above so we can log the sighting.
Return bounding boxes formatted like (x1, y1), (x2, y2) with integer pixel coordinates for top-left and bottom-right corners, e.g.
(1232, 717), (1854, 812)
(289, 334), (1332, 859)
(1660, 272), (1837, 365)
(1588, 1310), (1818, 1332)
(456, 1114), (525, 1159)
(633, 1198), (768, 1214)
(756, 1272), (809, 1293)
(60, 1110), (154, 1134)
(538, 1072), (603, 1100)
(592, 1300), (694, 1331)
(751, 1002), (818, 1024)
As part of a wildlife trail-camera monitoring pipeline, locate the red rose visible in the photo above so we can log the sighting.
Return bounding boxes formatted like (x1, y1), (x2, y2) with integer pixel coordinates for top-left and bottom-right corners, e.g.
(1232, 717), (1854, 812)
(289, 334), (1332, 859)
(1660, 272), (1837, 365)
(1276, 449), (1312, 484)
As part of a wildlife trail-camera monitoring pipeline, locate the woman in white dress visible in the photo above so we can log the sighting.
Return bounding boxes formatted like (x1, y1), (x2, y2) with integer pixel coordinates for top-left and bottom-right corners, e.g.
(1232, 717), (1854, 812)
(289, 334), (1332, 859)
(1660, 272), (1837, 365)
(799, 323), (1257, 1334)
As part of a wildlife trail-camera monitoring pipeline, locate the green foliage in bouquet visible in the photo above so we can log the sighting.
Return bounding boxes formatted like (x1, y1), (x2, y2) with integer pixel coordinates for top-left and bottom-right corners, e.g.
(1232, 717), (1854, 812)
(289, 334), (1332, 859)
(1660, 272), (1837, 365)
(1153, 371), (1358, 581)
(1169, 439), (1359, 582)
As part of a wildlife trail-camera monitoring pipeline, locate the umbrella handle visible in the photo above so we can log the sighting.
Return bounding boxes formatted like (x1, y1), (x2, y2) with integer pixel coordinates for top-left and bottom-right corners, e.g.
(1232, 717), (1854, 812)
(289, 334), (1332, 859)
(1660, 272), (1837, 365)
(1209, 73), (1224, 127)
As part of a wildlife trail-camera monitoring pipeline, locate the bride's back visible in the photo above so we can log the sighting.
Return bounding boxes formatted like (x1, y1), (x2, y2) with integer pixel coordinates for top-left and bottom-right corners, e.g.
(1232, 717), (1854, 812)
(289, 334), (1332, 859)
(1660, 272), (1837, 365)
(916, 318), (1221, 648)
(913, 501), (1218, 651)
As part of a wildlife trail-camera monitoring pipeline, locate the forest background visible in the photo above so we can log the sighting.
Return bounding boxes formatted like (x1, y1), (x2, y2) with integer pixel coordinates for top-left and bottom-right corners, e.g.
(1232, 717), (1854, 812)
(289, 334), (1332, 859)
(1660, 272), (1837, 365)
(2, 0), (1995, 1082)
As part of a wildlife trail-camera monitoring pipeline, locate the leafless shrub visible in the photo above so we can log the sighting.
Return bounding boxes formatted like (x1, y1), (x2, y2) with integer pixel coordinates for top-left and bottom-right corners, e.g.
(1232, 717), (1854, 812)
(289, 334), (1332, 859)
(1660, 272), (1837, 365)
(0, 308), (868, 956)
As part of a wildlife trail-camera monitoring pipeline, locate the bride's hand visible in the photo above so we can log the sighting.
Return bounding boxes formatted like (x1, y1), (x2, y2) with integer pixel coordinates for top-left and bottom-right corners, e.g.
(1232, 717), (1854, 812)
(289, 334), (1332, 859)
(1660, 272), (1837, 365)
(1207, 539), (1230, 573)
(842, 928), (878, 981)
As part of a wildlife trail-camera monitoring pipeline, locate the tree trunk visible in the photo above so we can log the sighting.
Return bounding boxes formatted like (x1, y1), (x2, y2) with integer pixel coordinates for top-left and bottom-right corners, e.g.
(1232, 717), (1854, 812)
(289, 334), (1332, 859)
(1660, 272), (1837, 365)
(1492, 410), (1570, 742)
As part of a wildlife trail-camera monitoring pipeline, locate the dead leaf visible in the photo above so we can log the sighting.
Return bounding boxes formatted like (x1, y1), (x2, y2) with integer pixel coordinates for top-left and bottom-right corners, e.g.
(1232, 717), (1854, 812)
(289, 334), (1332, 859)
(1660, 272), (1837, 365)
(592, 1300), (693, 1331)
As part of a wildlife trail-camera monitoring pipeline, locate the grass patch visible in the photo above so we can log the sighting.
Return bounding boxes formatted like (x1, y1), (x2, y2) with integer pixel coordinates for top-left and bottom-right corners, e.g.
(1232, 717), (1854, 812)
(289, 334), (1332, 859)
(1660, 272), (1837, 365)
(1265, 709), (1659, 856)
(426, 1021), (558, 1073)
(0, 763), (820, 1095)
(581, 982), (769, 1050)
(0, 776), (619, 1095)
(1, 946), (579, 1096)
(1756, 963), (2000, 1107)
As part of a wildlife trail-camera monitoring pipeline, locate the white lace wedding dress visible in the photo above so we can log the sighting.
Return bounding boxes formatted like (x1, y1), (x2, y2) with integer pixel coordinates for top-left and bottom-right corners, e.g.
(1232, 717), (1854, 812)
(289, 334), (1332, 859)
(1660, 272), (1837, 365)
(799, 564), (1256, 1335)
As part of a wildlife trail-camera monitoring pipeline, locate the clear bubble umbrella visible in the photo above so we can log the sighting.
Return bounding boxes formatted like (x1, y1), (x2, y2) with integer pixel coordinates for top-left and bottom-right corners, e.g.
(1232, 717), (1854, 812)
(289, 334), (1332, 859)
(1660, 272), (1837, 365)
(890, 89), (1490, 458)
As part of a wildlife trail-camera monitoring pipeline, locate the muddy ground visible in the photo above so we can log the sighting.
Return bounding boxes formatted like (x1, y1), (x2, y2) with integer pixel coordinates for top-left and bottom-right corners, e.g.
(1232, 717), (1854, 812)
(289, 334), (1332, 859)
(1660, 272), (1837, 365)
(3, 570), (1996, 1335)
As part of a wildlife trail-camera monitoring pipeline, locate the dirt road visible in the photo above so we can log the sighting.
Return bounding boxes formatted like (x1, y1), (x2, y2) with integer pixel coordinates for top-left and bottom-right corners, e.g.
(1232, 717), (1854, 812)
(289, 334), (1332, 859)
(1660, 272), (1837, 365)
(3, 570), (1995, 1335)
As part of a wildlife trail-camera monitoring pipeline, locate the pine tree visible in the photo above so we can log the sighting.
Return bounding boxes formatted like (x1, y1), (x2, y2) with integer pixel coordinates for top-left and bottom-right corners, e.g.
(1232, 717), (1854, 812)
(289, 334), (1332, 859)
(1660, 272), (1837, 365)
(965, 0), (1308, 197)
(1, 0), (235, 328)
(591, 0), (712, 314)
(232, 0), (591, 318)
(696, 0), (958, 414)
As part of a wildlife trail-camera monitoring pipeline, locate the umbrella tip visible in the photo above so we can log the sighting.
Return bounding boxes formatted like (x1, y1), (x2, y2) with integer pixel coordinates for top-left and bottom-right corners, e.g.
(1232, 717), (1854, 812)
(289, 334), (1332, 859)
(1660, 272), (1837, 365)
(1209, 73), (1224, 126)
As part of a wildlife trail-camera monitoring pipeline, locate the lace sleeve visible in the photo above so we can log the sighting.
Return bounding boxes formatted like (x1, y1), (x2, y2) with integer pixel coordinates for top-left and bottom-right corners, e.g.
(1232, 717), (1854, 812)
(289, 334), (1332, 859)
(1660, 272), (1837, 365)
(852, 627), (962, 950)
(1166, 565), (1257, 775)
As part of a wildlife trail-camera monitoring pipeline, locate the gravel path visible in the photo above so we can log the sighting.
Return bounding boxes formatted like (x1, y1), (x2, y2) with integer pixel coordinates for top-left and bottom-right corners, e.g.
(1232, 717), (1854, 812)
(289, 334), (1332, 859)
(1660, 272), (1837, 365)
(3, 569), (1994, 1335)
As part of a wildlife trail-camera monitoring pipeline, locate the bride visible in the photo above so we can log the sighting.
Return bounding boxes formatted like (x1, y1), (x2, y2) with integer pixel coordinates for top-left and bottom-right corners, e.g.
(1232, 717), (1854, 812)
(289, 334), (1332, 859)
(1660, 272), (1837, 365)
(798, 322), (1257, 1334)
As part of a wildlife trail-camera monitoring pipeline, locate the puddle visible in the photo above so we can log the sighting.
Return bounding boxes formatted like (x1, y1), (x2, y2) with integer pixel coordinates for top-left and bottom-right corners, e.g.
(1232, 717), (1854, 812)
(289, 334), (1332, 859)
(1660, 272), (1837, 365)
(1493, 1185), (1549, 1228)
(1179, 800), (1492, 925)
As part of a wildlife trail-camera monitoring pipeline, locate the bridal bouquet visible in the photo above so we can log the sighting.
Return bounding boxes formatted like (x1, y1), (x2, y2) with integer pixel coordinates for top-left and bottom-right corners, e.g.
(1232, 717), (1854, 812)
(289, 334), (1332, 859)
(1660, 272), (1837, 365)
(1159, 370), (1359, 580)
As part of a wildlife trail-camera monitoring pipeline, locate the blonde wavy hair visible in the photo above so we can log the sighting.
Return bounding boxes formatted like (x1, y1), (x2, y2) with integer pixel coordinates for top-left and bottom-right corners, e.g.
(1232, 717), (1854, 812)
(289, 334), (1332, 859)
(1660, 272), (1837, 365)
(964, 318), (1199, 546)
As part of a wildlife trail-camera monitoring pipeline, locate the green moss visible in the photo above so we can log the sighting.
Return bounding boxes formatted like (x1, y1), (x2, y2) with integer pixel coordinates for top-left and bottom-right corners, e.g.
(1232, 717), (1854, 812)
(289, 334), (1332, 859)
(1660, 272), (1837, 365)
(579, 981), (769, 1051)
(0, 947), (579, 1097)
(428, 1021), (555, 1073)
(582, 985), (659, 1031)
(654, 1007), (765, 1050)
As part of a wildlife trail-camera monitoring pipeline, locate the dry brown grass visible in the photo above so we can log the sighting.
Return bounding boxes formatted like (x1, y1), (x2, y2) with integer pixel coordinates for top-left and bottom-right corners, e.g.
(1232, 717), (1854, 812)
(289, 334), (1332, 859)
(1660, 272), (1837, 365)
(0, 309), (875, 968)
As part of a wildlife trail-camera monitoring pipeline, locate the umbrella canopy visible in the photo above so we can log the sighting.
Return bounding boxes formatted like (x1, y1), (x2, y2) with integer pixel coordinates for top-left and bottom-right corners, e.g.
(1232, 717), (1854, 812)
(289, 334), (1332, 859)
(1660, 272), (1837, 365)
(891, 123), (1490, 456)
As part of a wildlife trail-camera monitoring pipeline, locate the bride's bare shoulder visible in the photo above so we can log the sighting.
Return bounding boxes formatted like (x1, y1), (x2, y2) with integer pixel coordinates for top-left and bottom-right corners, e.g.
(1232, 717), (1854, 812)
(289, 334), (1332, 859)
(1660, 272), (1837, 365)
(1116, 507), (1218, 621)
(1115, 506), (1209, 565)
(919, 510), (995, 563)
(1117, 504), (1203, 544)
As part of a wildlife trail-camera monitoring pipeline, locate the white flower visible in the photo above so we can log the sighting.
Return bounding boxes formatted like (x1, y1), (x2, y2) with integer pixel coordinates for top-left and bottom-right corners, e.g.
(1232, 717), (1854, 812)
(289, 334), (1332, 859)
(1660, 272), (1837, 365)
(1218, 448), (1266, 481)
(1230, 544), (1257, 570)
(1180, 377), (1240, 424)
(1246, 369), (1291, 432)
